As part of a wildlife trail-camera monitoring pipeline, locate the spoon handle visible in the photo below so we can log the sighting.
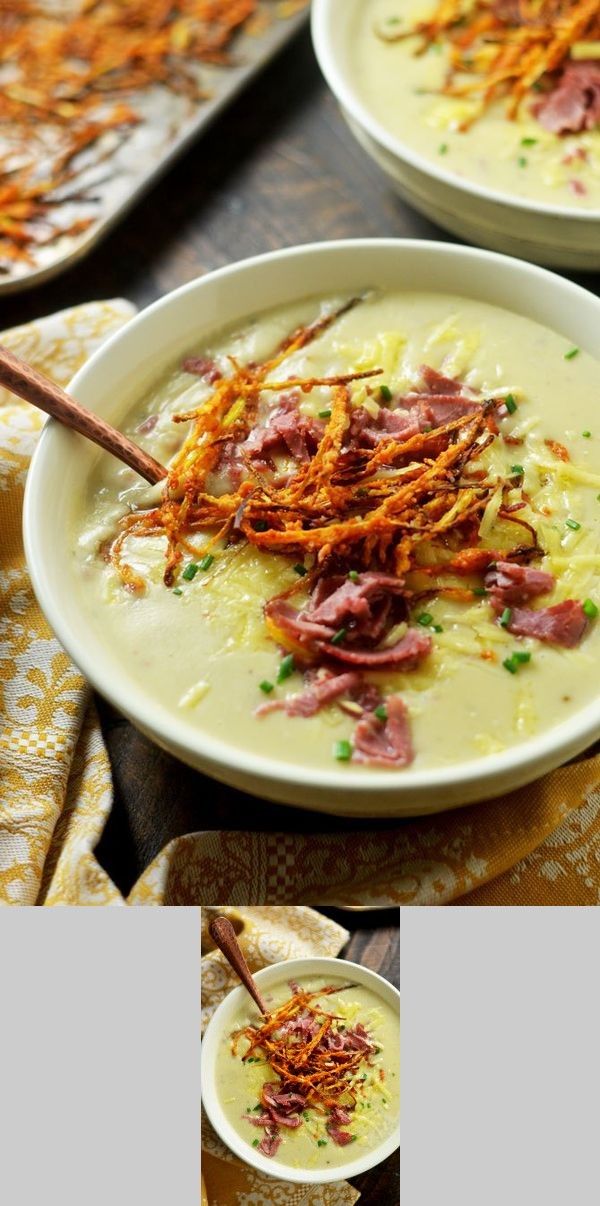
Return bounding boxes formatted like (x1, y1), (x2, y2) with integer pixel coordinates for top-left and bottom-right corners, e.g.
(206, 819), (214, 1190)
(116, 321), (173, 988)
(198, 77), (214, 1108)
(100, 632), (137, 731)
(209, 916), (270, 1017)
(0, 343), (167, 486)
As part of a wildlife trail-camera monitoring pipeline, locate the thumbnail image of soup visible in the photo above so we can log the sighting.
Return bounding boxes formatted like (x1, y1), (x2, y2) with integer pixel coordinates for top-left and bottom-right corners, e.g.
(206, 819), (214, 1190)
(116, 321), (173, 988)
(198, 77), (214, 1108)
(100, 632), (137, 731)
(74, 288), (600, 771)
(214, 975), (400, 1171)
(350, 0), (600, 209)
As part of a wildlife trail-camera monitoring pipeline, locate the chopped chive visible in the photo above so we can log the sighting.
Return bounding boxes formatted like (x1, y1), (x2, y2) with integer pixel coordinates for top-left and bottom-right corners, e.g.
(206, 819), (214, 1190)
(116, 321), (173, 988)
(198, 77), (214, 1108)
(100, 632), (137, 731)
(517, 156), (528, 167)
(198, 553), (214, 571)
(254, 520), (268, 532)
(362, 1073), (368, 1081)
(374, 705), (388, 722)
(331, 627), (347, 646)
(379, 384), (392, 402)
(375, 1048), (380, 1054)
(319, 408), (332, 419)
(277, 654), (295, 683)
(247, 1107), (253, 1112)
(252, 1139), (259, 1147)
(293, 562), (307, 576)
(504, 394), (518, 415)
(182, 562), (198, 580)
(565, 517), (581, 531)
(303, 1111), (310, 1121)
(317, 1139), (328, 1147)
(259, 680), (274, 694)
(431, 623), (444, 633)
(503, 657), (517, 673)
(510, 464), (524, 476)
(423, 424), (434, 432)
(521, 137), (537, 146)
(473, 586), (487, 597)
(582, 430), (592, 438)
(514, 651), (531, 664)
(438, 142), (449, 155)
(348, 569), (359, 583)
(597, 495), (600, 502)
(253, 1104), (263, 1111)
(499, 606), (512, 628)
(172, 587), (183, 596)
(334, 739), (352, 762)
(417, 612), (433, 626)
(564, 346), (580, 360)
(583, 598), (599, 618)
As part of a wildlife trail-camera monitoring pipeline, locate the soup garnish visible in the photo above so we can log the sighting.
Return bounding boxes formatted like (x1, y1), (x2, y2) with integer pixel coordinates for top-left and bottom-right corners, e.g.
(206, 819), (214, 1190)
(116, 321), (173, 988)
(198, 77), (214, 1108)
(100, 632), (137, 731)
(103, 297), (593, 769)
(231, 979), (387, 1159)
(377, 0), (600, 137)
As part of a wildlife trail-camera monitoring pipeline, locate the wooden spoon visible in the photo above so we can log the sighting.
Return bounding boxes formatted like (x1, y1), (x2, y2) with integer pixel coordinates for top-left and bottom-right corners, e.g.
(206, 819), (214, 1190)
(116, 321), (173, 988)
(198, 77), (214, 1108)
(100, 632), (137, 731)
(0, 342), (167, 485)
(209, 915), (270, 1017)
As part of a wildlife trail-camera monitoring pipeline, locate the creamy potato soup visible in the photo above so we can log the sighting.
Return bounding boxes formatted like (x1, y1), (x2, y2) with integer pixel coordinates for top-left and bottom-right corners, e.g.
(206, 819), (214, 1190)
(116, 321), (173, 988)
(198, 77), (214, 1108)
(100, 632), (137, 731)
(351, 0), (600, 209)
(215, 975), (400, 1171)
(74, 290), (600, 771)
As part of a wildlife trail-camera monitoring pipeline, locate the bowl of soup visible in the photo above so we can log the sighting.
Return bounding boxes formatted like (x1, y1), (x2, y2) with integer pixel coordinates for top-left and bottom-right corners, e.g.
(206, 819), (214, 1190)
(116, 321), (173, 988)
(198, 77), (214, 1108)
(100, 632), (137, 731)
(201, 956), (400, 1183)
(23, 238), (600, 817)
(312, 0), (600, 268)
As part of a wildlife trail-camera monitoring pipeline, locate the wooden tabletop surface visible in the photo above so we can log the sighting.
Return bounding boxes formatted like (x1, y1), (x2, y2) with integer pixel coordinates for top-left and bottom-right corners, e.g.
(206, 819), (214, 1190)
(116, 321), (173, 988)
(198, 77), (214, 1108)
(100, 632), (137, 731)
(2, 16), (599, 910)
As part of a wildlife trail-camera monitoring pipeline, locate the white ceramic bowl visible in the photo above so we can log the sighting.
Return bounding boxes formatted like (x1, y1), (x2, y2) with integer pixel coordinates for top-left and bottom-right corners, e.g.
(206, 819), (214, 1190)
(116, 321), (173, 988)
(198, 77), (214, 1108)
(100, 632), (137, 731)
(311, 0), (600, 270)
(23, 239), (600, 817)
(201, 956), (400, 1184)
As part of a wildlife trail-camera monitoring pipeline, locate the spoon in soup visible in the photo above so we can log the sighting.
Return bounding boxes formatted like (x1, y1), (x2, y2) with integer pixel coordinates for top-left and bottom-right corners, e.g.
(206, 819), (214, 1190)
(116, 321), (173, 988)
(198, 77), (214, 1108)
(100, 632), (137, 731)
(0, 343), (167, 485)
(208, 915), (271, 1017)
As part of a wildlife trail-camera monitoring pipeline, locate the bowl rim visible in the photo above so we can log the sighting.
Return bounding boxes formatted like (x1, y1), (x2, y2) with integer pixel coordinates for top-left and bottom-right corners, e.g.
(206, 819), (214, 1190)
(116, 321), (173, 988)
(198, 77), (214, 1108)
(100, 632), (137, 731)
(23, 237), (600, 803)
(201, 955), (400, 1184)
(311, 0), (600, 222)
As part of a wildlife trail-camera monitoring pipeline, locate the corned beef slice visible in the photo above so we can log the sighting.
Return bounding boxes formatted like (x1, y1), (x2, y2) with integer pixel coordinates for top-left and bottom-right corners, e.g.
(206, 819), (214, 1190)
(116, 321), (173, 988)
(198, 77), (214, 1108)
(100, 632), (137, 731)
(353, 695), (414, 767)
(258, 1128), (281, 1158)
(255, 670), (362, 718)
(504, 599), (588, 648)
(485, 560), (555, 607)
(319, 626), (431, 670)
(535, 61), (600, 134)
(327, 1125), (354, 1146)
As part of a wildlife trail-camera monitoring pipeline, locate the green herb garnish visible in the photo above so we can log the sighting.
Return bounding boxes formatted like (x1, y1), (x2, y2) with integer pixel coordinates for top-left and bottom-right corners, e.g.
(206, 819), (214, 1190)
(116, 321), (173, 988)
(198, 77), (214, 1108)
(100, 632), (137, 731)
(564, 347), (580, 360)
(348, 570), (359, 583)
(259, 680), (274, 694)
(504, 394), (518, 415)
(379, 384), (392, 402)
(293, 563), (307, 576)
(374, 705), (388, 722)
(334, 739), (352, 762)
(565, 518), (581, 531)
(499, 607), (512, 628)
(319, 409), (332, 419)
(510, 464), (524, 476)
(198, 553), (214, 571)
(331, 627), (347, 646)
(583, 598), (598, 618)
(172, 587), (183, 596)
(277, 654), (295, 683)
(182, 562), (198, 580)
(417, 612), (433, 626)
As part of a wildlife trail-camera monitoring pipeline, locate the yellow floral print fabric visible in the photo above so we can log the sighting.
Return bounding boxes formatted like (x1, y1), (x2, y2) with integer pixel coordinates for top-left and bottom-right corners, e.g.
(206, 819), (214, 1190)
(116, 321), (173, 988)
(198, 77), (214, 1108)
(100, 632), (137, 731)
(1, 301), (600, 906)
(200, 906), (360, 1206)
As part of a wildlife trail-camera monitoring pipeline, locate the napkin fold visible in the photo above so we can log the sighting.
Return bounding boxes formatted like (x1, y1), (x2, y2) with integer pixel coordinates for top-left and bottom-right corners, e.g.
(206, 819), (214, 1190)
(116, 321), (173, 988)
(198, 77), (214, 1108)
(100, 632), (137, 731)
(200, 906), (360, 1206)
(1, 299), (600, 907)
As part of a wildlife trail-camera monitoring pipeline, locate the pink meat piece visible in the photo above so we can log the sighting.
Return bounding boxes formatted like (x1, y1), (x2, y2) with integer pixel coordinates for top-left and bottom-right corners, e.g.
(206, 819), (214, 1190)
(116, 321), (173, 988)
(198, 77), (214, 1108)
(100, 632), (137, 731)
(344, 1023), (377, 1052)
(309, 573), (406, 628)
(213, 438), (244, 488)
(247, 1113), (274, 1127)
(348, 405), (420, 448)
(503, 599), (588, 647)
(266, 1090), (306, 1111)
(318, 627), (431, 670)
(264, 598), (334, 645)
(267, 1110), (302, 1129)
(278, 1015), (321, 1040)
(535, 61), (600, 134)
(258, 1129), (281, 1158)
(182, 355), (222, 383)
(353, 695), (414, 767)
(415, 393), (482, 427)
(255, 671), (362, 718)
(329, 1106), (352, 1127)
(419, 364), (464, 394)
(327, 1125), (354, 1147)
(485, 560), (555, 607)
(246, 393), (325, 464)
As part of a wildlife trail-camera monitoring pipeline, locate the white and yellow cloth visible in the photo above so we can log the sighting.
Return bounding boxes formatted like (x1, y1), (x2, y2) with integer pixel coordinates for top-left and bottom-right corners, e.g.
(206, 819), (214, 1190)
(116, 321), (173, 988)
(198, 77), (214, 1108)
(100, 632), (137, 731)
(1, 300), (600, 906)
(201, 905), (360, 1206)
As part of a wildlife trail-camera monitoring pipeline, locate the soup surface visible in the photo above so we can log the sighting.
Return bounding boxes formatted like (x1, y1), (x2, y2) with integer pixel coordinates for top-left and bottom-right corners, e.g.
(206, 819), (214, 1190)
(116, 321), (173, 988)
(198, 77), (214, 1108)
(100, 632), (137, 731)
(350, 0), (600, 210)
(215, 974), (400, 1171)
(74, 289), (600, 772)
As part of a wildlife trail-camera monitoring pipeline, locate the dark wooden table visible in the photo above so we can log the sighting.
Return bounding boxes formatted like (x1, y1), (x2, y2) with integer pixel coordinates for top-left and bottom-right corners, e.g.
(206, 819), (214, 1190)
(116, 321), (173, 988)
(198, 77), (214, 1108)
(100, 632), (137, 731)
(202, 907), (400, 1206)
(3, 16), (598, 901)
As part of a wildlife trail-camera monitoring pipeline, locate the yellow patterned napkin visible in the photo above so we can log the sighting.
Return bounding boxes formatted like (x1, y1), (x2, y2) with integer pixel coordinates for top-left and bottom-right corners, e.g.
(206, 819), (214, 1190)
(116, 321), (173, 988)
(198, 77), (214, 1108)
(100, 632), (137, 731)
(200, 906), (360, 1206)
(2, 301), (600, 906)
